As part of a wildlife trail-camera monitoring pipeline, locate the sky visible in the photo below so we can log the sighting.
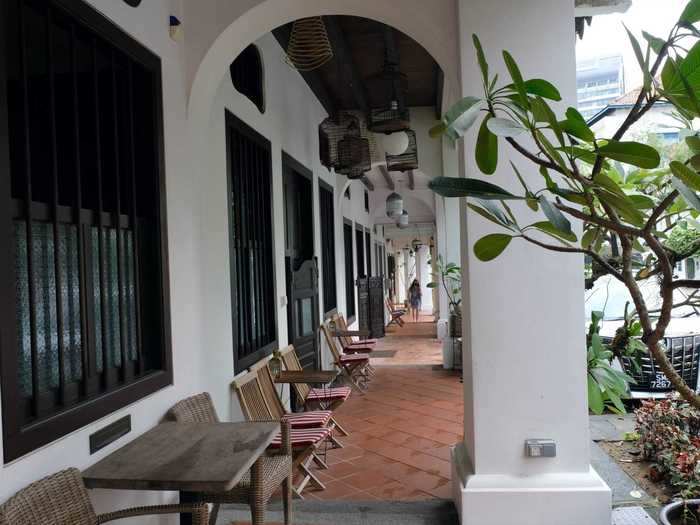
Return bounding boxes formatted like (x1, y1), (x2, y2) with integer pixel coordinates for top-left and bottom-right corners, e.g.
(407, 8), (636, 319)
(576, 0), (688, 91)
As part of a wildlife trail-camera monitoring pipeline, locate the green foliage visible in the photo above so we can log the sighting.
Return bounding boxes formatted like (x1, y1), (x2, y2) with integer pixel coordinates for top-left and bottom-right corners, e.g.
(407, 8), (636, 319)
(428, 255), (462, 312)
(587, 312), (635, 415)
(666, 223), (700, 257)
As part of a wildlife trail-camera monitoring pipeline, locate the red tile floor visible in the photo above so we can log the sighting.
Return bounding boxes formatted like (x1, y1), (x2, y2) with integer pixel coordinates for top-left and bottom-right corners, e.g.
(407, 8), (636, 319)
(304, 313), (464, 501)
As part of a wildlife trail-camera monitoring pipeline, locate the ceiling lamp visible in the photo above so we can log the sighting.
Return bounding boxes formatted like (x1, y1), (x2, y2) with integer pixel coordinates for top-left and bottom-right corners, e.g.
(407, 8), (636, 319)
(335, 119), (371, 179)
(285, 17), (334, 72)
(386, 192), (403, 218)
(386, 130), (418, 172)
(376, 131), (409, 156)
(412, 238), (422, 250)
(397, 210), (409, 228)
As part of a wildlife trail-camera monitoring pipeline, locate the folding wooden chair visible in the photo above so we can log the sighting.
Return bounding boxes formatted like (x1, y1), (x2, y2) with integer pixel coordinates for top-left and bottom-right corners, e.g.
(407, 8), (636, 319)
(334, 314), (377, 354)
(385, 297), (406, 327)
(167, 392), (292, 525)
(231, 370), (331, 497)
(252, 359), (343, 449)
(320, 322), (371, 392)
(279, 345), (351, 438)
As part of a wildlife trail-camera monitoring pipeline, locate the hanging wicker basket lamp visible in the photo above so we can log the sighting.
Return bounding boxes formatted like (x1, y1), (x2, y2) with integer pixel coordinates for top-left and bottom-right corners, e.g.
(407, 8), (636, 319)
(319, 112), (371, 179)
(285, 17), (334, 72)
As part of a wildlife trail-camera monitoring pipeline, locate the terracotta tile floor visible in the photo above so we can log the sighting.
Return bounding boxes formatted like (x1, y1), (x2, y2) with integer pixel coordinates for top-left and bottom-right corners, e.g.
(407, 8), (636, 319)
(304, 315), (463, 501)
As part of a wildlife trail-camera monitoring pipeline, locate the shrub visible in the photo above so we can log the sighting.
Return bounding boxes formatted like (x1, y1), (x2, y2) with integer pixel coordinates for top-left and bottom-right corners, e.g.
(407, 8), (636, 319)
(637, 399), (700, 496)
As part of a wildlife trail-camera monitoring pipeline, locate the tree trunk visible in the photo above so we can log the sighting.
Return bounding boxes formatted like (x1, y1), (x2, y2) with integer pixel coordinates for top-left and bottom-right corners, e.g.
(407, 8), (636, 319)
(647, 338), (700, 409)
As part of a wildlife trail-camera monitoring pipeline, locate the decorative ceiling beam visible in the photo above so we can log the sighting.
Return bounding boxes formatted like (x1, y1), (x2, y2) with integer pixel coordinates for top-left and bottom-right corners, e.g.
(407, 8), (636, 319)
(323, 16), (369, 112)
(407, 170), (415, 190)
(272, 25), (338, 116)
(379, 165), (395, 190)
(360, 175), (375, 191)
(435, 67), (444, 120)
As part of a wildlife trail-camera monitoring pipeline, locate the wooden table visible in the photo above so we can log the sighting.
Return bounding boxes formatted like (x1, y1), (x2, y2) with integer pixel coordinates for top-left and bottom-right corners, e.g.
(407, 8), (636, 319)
(83, 421), (279, 525)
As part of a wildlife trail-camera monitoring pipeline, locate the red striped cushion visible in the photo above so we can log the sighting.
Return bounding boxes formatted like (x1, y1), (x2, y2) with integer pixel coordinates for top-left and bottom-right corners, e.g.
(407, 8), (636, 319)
(343, 344), (374, 353)
(269, 427), (331, 448)
(349, 338), (378, 345)
(281, 410), (332, 428)
(307, 386), (352, 402)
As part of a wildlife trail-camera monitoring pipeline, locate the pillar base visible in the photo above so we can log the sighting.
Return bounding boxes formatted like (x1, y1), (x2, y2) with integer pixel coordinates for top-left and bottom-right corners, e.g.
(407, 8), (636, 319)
(451, 443), (611, 525)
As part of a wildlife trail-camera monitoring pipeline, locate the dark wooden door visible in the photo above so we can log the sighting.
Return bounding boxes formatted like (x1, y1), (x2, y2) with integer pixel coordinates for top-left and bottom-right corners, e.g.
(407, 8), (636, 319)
(283, 153), (319, 369)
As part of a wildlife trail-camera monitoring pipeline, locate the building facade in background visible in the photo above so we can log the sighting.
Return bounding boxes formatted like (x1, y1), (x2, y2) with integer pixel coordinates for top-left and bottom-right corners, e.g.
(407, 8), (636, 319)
(577, 54), (625, 118)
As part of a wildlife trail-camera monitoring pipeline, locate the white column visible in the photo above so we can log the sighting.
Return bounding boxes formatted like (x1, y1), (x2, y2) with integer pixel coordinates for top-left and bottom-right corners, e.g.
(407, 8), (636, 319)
(452, 1), (611, 524)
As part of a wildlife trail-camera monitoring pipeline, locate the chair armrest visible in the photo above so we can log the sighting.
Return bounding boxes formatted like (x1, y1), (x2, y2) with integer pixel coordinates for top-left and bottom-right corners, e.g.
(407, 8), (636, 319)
(334, 329), (369, 338)
(97, 503), (208, 524)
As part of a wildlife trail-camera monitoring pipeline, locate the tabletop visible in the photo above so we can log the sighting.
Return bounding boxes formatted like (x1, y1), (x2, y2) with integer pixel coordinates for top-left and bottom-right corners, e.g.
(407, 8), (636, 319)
(82, 421), (279, 493)
(274, 370), (338, 384)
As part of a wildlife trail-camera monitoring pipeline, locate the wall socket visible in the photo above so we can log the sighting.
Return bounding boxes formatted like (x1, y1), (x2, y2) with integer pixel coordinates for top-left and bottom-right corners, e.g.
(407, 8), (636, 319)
(525, 439), (556, 458)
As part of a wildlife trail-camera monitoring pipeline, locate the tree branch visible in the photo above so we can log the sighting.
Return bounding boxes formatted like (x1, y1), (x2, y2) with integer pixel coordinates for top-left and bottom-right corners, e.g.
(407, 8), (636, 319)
(645, 190), (679, 232)
(555, 202), (643, 237)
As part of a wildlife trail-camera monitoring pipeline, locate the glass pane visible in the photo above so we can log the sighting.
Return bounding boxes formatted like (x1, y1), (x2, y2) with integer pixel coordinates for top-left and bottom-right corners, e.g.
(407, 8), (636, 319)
(59, 224), (82, 384)
(14, 221), (32, 397)
(121, 231), (138, 361)
(91, 226), (104, 372)
(299, 297), (313, 337)
(31, 222), (59, 393)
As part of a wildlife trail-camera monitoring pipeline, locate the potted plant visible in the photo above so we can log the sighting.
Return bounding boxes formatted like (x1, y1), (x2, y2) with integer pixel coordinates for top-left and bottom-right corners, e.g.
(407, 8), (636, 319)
(660, 500), (700, 525)
(428, 255), (462, 336)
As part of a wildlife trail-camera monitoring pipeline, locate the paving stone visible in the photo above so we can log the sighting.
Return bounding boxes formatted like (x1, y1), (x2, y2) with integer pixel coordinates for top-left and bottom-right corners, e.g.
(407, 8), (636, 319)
(591, 442), (656, 507)
(612, 506), (658, 525)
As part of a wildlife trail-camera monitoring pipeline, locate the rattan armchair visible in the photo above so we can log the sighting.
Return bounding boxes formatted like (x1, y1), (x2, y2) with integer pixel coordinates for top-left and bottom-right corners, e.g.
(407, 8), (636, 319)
(167, 392), (293, 525)
(0, 467), (209, 524)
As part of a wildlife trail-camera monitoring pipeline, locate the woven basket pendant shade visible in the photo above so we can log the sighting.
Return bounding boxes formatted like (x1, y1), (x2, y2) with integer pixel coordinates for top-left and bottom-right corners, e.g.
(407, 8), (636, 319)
(285, 17), (334, 72)
(336, 124), (371, 179)
(386, 130), (418, 172)
(319, 113), (371, 179)
(366, 65), (410, 133)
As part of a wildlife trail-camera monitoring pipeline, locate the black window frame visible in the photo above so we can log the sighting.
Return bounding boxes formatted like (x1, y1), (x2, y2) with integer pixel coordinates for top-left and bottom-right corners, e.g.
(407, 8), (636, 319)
(343, 220), (355, 320)
(365, 230), (371, 277)
(355, 225), (365, 279)
(0, 0), (172, 462)
(319, 180), (337, 315)
(225, 110), (277, 371)
(363, 189), (369, 212)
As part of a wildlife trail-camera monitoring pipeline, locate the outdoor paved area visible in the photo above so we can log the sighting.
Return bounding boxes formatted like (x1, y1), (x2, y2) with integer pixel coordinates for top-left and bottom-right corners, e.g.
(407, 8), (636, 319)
(305, 315), (462, 501)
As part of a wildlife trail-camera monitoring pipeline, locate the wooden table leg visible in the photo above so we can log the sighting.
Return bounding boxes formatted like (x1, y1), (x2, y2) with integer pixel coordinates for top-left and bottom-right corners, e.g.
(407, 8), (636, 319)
(180, 490), (198, 525)
(250, 457), (265, 525)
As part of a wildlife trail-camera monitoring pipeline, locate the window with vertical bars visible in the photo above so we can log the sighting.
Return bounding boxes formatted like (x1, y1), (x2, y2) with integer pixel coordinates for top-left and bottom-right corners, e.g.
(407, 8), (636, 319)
(355, 226), (365, 279)
(225, 111), (277, 370)
(0, 0), (171, 461)
(319, 182), (336, 314)
(365, 230), (371, 277)
(343, 222), (355, 319)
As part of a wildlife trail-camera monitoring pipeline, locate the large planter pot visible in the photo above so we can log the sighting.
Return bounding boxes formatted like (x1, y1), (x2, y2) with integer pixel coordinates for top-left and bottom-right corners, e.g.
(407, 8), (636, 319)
(660, 500), (700, 525)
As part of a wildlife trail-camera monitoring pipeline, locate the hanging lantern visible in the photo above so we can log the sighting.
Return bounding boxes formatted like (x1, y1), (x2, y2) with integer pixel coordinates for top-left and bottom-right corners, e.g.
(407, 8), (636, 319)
(412, 238), (422, 250)
(376, 131), (409, 156)
(386, 130), (418, 172)
(386, 192), (403, 218)
(397, 209), (409, 228)
(285, 17), (334, 72)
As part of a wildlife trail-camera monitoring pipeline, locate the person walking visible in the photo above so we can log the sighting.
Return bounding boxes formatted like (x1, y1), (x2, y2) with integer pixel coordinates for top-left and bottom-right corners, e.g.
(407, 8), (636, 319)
(408, 279), (422, 322)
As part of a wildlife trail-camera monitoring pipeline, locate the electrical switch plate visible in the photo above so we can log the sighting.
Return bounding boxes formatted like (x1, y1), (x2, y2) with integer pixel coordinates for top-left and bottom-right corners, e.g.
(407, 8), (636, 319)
(525, 439), (556, 458)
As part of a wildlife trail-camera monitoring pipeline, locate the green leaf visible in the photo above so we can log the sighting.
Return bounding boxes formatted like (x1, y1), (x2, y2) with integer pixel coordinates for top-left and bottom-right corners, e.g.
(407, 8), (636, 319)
(535, 130), (569, 172)
(538, 196), (572, 236)
(467, 202), (514, 229)
(687, 135), (700, 153)
(662, 41), (700, 99)
(523, 79), (561, 101)
(581, 228), (597, 249)
(596, 190), (646, 227)
(562, 107), (595, 142)
(502, 50), (528, 107)
(588, 375), (605, 415)
(597, 141), (661, 169)
(529, 221), (577, 243)
(474, 234), (512, 261)
(625, 24), (651, 90)
(670, 160), (700, 192)
(429, 122), (447, 138)
(486, 117), (526, 137)
(443, 96), (483, 137)
(473, 34), (489, 90)
(476, 115), (498, 175)
(672, 176), (700, 212)
(643, 31), (666, 54)
(628, 194), (656, 209)
(531, 97), (564, 145)
(428, 177), (523, 200)
(680, 0), (700, 24)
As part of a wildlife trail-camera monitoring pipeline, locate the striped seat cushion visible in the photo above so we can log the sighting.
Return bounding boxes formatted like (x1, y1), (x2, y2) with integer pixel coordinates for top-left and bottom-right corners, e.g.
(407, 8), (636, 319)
(269, 427), (331, 448)
(307, 386), (352, 402)
(281, 410), (332, 428)
(339, 353), (369, 363)
(349, 338), (377, 345)
(343, 344), (374, 353)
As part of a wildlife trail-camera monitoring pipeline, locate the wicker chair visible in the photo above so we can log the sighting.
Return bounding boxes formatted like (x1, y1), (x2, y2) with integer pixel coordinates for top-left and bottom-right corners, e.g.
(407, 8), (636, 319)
(0, 467), (208, 524)
(279, 345), (351, 438)
(167, 393), (293, 525)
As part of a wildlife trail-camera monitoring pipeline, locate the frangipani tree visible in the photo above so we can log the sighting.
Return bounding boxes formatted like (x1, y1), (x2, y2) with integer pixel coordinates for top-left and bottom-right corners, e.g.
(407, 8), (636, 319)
(429, 1), (700, 409)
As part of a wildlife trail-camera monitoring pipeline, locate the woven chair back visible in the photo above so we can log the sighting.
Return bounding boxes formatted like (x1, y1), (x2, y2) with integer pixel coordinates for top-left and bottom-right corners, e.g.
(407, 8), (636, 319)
(0, 468), (97, 525)
(168, 392), (220, 423)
